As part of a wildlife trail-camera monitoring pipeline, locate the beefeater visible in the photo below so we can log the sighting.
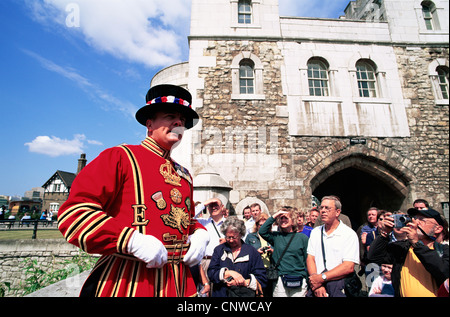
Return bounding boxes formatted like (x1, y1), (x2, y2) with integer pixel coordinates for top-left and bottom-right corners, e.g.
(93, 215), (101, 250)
(58, 84), (209, 297)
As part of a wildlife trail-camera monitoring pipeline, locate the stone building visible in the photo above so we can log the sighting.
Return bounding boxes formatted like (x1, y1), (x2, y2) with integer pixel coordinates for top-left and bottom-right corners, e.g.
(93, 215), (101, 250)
(153, 0), (449, 228)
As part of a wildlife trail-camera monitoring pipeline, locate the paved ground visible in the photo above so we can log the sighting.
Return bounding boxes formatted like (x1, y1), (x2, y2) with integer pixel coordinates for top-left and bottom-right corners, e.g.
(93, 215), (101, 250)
(25, 270), (90, 297)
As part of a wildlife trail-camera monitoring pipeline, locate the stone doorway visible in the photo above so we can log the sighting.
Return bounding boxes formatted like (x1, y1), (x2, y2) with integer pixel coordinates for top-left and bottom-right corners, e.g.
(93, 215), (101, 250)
(310, 155), (411, 230)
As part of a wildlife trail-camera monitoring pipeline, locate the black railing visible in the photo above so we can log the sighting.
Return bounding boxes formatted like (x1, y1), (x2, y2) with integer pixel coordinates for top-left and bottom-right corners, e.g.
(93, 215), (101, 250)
(0, 219), (57, 239)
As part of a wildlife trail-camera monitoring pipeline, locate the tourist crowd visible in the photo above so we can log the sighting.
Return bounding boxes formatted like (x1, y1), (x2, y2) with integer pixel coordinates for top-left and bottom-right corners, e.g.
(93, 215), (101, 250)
(192, 197), (449, 298)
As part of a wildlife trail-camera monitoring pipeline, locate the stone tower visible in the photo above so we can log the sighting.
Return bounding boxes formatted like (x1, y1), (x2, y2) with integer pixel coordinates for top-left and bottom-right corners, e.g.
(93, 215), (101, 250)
(153, 0), (449, 226)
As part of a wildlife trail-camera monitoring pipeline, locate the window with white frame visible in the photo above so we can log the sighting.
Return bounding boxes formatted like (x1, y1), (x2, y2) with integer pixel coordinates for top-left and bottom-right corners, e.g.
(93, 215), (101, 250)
(240, 59), (255, 94)
(437, 66), (449, 99)
(49, 203), (60, 214)
(356, 60), (378, 98)
(231, 52), (265, 100)
(422, 1), (437, 30)
(238, 0), (252, 24)
(428, 59), (449, 104)
(308, 59), (330, 97)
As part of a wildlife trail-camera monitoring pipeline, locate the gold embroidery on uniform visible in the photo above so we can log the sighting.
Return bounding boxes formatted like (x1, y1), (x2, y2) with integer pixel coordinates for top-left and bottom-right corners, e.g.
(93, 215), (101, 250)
(160, 160), (181, 186)
(131, 204), (149, 227)
(160, 205), (190, 234)
(163, 232), (189, 244)
(151, 191), (167, 210)
(170, 188), (182, 204)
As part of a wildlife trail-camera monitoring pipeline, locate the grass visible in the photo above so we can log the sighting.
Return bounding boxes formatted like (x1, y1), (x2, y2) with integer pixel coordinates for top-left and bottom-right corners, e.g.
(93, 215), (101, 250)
(0, 230), (64, 240)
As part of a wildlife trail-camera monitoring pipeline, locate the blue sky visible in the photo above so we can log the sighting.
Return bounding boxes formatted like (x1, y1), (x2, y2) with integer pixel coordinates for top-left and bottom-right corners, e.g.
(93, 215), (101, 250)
(0, 0), (350, 197)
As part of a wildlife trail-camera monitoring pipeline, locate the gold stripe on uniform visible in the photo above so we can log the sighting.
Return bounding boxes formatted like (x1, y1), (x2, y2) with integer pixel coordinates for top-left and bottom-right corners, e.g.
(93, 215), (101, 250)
(58, 203), (102, 228)
(95, 255), (116, 297)
(126, 260), (141, 297)
(119, 145), (146, 235)
(117, 227), (135, 254)
(172, 263), (181, 297)
(79, 215), (111, 252)
(111, 259), (128, 297)
(141, 137), (170, 159)
(64, 210), (104, 242)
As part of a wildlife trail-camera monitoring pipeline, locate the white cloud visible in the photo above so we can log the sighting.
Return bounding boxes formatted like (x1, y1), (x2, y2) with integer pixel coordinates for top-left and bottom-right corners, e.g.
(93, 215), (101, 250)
(25, 0), (192, 68)
(25, 134), (102, 157)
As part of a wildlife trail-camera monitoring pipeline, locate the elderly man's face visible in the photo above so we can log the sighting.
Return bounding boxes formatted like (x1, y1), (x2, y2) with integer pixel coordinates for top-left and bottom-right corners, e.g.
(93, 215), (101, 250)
(207, 199), (223, 217)
(146, 111), (186, 150)
(319, 199), (340, 225)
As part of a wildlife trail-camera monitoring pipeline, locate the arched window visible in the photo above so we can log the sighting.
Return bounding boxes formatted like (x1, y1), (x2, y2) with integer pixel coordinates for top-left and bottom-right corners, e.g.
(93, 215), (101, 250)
(356, 60), (378, 98)
(238, 0), (252, 24)
(231, 52), (264, 100)
(239, 59), (255, 94)
(308, 59), (330, 97)
(437, 66), (449, 100)
(422, 1), (438, 30)
(428, 59), (449, 104)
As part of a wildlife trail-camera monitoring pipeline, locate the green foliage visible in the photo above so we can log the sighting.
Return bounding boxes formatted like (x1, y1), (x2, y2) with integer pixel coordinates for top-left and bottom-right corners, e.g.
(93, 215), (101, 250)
(0, 282), (11, 297)
(20, 252), (97, 296)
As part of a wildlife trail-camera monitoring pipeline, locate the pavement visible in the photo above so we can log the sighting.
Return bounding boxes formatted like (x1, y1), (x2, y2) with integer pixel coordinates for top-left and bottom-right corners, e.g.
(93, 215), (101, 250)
(25, 270), (90, 297)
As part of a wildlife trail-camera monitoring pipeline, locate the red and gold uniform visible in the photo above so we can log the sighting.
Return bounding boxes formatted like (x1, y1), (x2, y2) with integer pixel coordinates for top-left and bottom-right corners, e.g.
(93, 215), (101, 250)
(58, 137), (204, 297)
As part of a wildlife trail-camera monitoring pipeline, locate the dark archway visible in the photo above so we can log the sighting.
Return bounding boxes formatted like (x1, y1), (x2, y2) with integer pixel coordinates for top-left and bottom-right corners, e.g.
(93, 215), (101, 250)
(312, 167), (405, 230)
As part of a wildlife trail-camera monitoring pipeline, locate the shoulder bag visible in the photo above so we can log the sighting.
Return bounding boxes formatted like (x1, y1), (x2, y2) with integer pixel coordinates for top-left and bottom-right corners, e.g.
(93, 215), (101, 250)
(266, 233), (295, 282)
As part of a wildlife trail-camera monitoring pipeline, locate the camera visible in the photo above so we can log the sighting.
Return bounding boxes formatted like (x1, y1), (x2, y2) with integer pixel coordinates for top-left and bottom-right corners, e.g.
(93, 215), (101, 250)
(393, 214), (411, 228)
(261, 246), (271, 253)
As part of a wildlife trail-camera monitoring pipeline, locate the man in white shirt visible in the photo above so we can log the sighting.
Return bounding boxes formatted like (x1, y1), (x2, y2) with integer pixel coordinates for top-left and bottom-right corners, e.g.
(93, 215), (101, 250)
(194, 198), (227, 296)
(195, 198), (227, 257)
(245, 203), (262, 234)
(306, 196), (360, 297)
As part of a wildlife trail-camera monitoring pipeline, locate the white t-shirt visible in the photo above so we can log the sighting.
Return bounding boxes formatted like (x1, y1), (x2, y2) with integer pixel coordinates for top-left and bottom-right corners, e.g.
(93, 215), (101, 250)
(307, 221), (360, 273)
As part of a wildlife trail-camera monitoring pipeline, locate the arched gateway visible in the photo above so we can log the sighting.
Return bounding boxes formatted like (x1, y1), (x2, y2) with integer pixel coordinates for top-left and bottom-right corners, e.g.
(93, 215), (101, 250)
(306, 145), (416, 230)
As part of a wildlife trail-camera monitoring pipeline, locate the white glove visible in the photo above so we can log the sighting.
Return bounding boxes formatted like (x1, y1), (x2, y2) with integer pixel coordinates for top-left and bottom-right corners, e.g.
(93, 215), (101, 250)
(183, 229), (210, 267)
(127, 231), (168, 268)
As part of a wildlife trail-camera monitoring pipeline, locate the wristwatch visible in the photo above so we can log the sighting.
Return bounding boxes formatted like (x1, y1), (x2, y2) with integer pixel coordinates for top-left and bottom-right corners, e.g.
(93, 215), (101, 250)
(321, 273), (327, 281)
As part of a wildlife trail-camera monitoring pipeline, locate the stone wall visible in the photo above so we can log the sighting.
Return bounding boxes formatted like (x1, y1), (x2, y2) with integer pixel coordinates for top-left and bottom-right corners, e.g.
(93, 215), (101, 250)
(191, 39), (449, 222)
(194, 40), (290, 213)
(394, 45), (449, 208)
(0, 239), (82, 297)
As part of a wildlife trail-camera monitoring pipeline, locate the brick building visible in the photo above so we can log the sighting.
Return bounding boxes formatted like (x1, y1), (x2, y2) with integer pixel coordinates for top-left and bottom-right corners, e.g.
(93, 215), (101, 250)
(41, 154), (87, 215)
(152, 0), (449, 228)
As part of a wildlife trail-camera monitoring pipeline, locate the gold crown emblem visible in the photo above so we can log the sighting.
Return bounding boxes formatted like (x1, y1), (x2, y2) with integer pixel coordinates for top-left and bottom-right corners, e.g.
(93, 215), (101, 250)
(160, 160), (181, 186)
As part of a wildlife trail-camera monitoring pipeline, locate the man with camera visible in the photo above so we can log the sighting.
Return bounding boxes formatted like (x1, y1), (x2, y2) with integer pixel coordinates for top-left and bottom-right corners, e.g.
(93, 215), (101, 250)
(367, 207), (449, 297)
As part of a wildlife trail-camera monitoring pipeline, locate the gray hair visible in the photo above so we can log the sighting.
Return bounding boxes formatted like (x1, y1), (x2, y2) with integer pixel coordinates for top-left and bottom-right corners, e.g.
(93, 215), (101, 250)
(321, 195), (342, 210)
(220, 216), (246, 238)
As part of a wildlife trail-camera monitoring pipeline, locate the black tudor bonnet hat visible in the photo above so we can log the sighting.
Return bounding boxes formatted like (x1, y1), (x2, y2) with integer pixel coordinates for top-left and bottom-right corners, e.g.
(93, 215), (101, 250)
(135, 84), (199, 129)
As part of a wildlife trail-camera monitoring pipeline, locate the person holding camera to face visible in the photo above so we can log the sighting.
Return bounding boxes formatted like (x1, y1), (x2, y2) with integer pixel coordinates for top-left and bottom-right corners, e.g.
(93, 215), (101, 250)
(259, 207), (309, 297)
(367, 207), (449, 297)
